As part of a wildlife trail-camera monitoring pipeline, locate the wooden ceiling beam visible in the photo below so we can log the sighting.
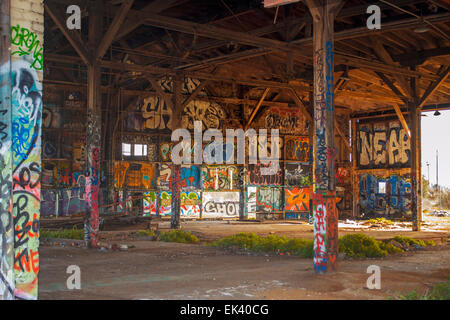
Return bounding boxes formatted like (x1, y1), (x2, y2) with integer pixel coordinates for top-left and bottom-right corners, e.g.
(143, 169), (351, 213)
(95, 0), (134, 60)
(419, 66), (450, 109)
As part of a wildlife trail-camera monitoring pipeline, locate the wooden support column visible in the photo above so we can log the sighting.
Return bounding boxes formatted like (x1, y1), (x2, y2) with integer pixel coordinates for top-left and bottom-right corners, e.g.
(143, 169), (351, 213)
(170, 75), (183, 229)
(306, 0), (341, 273)
(85, 0), (103, 247)
(409, 102), (420, 231)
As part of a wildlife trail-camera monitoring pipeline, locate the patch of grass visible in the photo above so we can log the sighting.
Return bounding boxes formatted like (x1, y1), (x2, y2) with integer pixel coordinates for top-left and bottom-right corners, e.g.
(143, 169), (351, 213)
(365, 217), (394, 225)
(40, 228), (84, 240)
(392, 277), (450, 300)
(393, 235), (435, 247)
(159, 230), (199, 244)
(136, 230), (156, 238)
(338, 233), (389, 258)
(211, 233), (313, 258)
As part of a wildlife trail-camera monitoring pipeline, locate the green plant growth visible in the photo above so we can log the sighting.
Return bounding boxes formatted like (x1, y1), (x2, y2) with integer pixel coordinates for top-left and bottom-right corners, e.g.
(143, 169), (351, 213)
(136, 230), (156, 238)
(338, 233), (392, 258)
(393, 235), (435, 247)
(365, 217), (394, 225)
(392, 277), (450, 300)
(40, 228), (84, 240)
(211, 233), (314, 258)
(159, 230), (199, 244)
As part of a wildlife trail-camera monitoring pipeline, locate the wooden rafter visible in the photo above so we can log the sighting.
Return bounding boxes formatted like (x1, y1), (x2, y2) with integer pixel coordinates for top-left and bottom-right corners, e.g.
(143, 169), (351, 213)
(44, 3), (90, 65)
(419, 66), (450, 109)
(245, 88), (270, 130)
(95, 0), (134, 60)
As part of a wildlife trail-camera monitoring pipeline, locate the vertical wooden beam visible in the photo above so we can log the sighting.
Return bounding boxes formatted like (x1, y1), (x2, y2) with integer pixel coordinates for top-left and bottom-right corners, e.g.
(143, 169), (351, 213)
(170, 75), (183, 229)
(306, 0), (341, 273)
(85, 0), (103, 247)
(351, 119), (358, 218)
(409, 102), (420, 231)
(0, 0), (14, 300)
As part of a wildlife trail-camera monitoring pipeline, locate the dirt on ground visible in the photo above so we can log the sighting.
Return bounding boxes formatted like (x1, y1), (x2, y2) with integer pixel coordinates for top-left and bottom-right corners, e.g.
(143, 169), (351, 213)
(39, 238), (449, 300)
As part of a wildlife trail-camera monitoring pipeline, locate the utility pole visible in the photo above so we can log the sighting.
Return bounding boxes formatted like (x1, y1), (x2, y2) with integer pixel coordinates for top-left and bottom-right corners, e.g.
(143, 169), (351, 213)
(437, 150), (441, 210)
(426, 161), (430, 182)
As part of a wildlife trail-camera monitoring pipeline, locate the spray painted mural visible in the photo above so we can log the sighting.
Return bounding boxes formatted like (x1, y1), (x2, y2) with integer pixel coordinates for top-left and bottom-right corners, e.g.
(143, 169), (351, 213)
(180, 191), (201, 218)
(159, 191), (172, 216)
(126, 96), (172, 132)
(202, 165), (243, 190)
(248, 163), (283, 186)
(357, 120), (411, 169)
(202, 191), (240, 219)
(359, 173), (411, 217)
(285, 187), (310, 212)
(143, 191), (157, 216)
(256, 187), (283, 213)
(114, 161), (157, 189)
(284, 136), (310, 162)
(284, 162), (311, 187)
(5, 5), (44, 299)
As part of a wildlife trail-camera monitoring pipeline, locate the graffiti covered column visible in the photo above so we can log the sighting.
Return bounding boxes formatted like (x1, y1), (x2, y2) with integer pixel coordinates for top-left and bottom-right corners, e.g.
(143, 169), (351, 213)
(9, 0), (44, 299)
(84, 1), (103, 247)
(306, 0), (341, 273)
(0, 0), (14, 300)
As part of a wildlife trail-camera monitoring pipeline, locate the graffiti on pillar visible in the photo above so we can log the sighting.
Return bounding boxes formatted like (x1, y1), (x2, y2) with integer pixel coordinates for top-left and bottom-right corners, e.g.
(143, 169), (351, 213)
(358, 120), (411, 169)
(359, 173), (411, 217)
(9, 58), (43, 299)
(159, 191), (172, 216)
(180, 191), (201, 218)
(285, 187), (310, 212)
(312, 192), (327, 273)
(256, 187), (283, 212)
(0, 60), (15, 298)
(326, 191), (337, 270)
(284, 136), (310, 161)
(113, 161), (157, 189)
(143, 191), (157, 216)
(10, 24), (44, 71)
(85, 109), (101, 247)
(247, 186), (257, 216)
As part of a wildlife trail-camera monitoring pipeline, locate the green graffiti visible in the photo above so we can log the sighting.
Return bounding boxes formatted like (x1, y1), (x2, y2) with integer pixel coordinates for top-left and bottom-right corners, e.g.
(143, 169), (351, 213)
(10, 24), (44, 70)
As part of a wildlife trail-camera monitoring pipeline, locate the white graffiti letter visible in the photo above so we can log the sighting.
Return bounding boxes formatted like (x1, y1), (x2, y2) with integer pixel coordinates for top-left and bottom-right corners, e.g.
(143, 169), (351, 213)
(66, 265), (81, 289)
(66, 5), (81, 30)
(366, 265), (381, 289)
(171, 128), (192, 164)
(367, 5), (381, 30)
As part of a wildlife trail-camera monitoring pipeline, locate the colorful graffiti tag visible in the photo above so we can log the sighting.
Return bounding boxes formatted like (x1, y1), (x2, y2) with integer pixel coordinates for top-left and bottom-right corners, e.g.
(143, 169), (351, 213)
(358, 121), (411, 168)
(284, 136), (310, 162)
(256, 187), (283, 213)
(202, 191), (240, 219)
(113, 161), (157, 189)
(284, 187), (310, 212)
(143, 191), (157, 216)
(159, 191), (172, 216)
(359, 173), (411, 217)
(180, 191), (201, 218)
(202, 165), (242, 190)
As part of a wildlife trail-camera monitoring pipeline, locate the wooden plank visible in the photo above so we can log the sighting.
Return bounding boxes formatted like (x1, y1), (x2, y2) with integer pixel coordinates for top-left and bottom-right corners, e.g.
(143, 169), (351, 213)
(287, 87), (313, 122)
(44, 3), (90, 65)
(182, 80), (209, 108)
(245, 88), (270, 130)
(96, 0), (134, 60)
(375, 72), (409, 104)
(419, 66), (450, 109)
(393, 103), (411, 138)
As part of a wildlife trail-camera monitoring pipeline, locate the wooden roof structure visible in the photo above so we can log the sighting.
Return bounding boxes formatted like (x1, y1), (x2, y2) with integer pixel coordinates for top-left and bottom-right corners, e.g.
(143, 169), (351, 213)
(43, 0), (450, 120)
